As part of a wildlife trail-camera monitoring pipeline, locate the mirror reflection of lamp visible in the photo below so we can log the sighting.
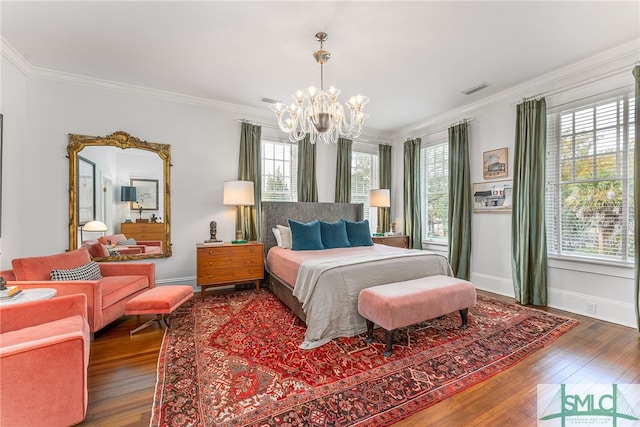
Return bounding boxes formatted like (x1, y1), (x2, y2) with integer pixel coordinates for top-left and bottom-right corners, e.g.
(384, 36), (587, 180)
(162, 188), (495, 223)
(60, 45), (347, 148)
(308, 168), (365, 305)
(81, 220), (107, 243)
(223, 180), (255, 244)
(120, 186), (137, 222)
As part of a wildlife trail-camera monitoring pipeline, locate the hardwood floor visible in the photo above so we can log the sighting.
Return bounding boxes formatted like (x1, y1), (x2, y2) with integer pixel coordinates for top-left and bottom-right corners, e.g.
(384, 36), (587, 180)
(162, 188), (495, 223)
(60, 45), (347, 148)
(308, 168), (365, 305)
(79, 290), (640, 426)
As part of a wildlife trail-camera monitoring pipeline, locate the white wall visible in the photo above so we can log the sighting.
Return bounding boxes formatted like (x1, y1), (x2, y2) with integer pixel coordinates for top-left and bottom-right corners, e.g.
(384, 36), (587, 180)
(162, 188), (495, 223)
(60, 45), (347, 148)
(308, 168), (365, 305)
(391, 41), (638, 327)
(0, 52), (386, 283)
(1, 40), (637, 327)
(0, 55), (27, 269)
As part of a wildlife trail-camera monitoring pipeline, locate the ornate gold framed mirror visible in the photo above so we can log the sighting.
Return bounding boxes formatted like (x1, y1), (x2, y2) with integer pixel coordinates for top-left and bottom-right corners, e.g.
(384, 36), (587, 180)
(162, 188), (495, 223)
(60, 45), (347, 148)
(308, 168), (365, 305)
(68, 131), (171, 260)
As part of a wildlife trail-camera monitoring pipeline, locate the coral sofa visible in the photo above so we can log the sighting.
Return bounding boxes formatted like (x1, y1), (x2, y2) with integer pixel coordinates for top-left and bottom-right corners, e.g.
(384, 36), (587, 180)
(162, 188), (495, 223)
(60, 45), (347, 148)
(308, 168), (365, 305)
(4, 248), (155, 333)
(0, 294), (90, 426)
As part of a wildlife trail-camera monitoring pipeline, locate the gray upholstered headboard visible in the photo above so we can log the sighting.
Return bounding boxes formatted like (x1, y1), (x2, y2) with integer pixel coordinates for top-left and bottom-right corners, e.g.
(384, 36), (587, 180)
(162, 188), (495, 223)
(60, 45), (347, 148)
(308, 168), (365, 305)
(261, 202), (364, 254)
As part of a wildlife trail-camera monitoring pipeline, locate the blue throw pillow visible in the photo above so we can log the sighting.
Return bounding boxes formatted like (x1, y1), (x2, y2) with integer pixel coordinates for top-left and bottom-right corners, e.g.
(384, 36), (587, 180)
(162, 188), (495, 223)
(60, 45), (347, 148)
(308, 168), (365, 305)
(319, 219), (351, 249)
(344, 219), (374, 247)
(288, 219), (324, 251)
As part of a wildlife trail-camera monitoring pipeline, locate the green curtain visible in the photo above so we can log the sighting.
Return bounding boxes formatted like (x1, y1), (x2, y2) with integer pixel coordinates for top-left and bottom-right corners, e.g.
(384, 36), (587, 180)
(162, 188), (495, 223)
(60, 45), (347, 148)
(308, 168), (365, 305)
(238, 122), (262, 241)
(297, 134), (318, 202)
(335, 138), (352, 203)
(512, 98), (547, 306)
(633, 66), (640, 331)
(448, 123), (472, 280)
(378, 144), (392, 233)
(403, 138), (422, 249)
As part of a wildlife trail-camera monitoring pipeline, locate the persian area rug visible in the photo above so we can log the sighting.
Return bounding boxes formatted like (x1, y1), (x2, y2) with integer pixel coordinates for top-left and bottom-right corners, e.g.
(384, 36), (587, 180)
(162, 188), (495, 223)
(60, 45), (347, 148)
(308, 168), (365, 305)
(150, 289), (578, 426)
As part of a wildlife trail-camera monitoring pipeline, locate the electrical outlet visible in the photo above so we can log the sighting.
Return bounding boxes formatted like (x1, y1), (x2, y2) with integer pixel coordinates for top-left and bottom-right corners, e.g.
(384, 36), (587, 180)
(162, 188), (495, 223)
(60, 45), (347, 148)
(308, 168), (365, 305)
(586, 302), (597, 315)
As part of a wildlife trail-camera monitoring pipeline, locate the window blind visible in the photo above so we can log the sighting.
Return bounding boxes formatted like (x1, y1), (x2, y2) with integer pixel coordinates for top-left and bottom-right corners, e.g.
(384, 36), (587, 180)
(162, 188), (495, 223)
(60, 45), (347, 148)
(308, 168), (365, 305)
(546, 94), (635, 263)
(420, 141), (449, 242)
(261, 140), (298, 201)
(351, 151), (379, 232)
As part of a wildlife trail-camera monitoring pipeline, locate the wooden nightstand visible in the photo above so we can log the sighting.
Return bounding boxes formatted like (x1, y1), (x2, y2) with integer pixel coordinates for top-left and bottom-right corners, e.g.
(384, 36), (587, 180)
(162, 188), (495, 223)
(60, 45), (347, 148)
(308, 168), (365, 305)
(372, 235), (409, 249)
(196, 242), (264, 300)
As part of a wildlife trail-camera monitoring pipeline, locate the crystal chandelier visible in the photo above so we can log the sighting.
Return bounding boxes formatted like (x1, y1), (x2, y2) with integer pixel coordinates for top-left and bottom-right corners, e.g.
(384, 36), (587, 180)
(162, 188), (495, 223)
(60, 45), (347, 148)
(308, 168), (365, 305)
(270, 32), (369, 144)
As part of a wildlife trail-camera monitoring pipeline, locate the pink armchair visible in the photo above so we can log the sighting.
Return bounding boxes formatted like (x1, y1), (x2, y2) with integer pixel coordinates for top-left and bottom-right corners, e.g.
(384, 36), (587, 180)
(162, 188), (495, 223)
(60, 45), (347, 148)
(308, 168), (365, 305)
(5, 248), (155, 333)
(0, 294), (90, 426)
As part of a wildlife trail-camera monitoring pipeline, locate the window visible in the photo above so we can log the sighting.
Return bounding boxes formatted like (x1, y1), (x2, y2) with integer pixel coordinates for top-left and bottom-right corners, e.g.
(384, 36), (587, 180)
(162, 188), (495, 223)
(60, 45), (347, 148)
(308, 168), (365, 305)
(546, 94), (635, 264)
(420, 141), (449, 242)
(261, 140), (297, 201)
(351, 150), (379, 232)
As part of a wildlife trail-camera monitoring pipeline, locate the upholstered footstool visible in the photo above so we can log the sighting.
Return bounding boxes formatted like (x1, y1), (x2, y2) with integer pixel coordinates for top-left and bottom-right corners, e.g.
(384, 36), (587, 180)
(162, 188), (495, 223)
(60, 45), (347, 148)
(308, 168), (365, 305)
(125, 285), (194, 335)
(358, 275), (476, 356)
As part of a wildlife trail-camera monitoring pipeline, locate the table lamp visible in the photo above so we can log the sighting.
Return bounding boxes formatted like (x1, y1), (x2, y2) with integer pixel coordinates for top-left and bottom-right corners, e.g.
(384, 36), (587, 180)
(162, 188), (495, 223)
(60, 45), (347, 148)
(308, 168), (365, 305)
(369, 189), (390, 235)
(223, 180), (255, 244)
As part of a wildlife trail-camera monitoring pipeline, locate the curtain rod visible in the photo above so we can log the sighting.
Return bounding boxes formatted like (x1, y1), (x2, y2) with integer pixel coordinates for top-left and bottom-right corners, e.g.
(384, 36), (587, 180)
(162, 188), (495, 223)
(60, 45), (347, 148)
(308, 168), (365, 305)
(236, 118), (279, 130)
(237, 118), (392, 144)
(519, 95), (544, 104)
(519, 63), (636, 105)
(406, 117), (473, 140)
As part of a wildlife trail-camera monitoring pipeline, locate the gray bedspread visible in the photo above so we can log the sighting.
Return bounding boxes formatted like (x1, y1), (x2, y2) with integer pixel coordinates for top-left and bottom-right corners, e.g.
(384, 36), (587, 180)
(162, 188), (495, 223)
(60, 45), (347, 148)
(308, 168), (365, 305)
(291, 249), (453, 349)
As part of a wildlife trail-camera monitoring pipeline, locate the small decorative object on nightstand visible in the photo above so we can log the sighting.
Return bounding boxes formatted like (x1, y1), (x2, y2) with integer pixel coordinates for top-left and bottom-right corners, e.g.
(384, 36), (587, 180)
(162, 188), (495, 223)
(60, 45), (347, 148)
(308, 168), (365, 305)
(372, 235), (409, 249)
(205, 220), (222, 244)
(196, 242), (264, 300)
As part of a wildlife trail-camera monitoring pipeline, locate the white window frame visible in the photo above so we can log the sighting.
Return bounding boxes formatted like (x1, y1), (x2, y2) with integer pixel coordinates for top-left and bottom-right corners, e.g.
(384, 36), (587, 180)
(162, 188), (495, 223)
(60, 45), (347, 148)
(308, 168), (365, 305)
(351, 149), (379, 233)
(546, 92), (635, 266)
(420, 140), (449, 244)
(261, 139), (298, 202)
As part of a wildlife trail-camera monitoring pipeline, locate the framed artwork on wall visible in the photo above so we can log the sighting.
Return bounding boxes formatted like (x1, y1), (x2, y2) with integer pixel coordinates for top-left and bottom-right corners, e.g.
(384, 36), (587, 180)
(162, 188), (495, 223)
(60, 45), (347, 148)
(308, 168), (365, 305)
(130, 178), (159, 211)
(473, 180), (513, 213)
(78, 156), (96, 225)
(483, 147), (508, 179)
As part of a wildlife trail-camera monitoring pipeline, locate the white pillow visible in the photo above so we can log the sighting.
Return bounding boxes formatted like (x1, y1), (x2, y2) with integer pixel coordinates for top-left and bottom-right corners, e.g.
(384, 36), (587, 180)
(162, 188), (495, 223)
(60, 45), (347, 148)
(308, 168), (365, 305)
(277, 225), (292, 249)
(272, 227), (283, 247)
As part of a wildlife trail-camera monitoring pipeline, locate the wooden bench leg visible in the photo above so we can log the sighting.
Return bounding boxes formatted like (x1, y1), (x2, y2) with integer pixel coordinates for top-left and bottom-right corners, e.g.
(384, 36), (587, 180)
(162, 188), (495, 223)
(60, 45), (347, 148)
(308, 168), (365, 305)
(459, 308), (469, 329)
(365, 319), (374, 343)
(384, 329), (395, 357)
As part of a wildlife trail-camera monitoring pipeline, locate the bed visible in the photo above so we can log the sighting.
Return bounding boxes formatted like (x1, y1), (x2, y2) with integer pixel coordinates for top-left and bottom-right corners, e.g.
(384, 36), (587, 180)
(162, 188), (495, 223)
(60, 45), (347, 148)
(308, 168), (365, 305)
(261, 201), (453, 349)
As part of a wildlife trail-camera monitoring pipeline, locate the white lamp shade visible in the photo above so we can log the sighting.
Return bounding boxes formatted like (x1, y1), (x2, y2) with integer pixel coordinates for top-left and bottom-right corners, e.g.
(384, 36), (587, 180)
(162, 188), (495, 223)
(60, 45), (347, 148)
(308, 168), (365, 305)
(83, 220), (108, 232)
(223, 181), (255, 206)
(369, 189), (390, 207)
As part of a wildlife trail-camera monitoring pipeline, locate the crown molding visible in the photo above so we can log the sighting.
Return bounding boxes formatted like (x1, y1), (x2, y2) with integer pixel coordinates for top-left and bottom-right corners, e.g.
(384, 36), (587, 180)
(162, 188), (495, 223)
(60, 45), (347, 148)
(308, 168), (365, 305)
(1, 37), (270, 118)
(2, 36), (395, 145)
(393, 39), (640, 141)
(1, 37), (31, 76)
(4, 36), (637, 144)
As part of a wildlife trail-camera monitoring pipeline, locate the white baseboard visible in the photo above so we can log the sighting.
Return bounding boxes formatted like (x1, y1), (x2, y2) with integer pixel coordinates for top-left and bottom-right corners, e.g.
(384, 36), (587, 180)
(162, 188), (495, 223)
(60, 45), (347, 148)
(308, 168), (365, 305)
(548, 288), (636, 328)
(471, 272), (515, 298)
(156, 276), (196, 286)
(470, 272), (636, 328)
(156, 276), (237, 293)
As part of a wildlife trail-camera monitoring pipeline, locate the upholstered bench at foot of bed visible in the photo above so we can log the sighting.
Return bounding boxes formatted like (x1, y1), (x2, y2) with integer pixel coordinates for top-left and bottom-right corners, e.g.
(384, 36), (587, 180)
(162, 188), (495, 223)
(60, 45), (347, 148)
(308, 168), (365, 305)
(358, 275), (476, 356)
(125, 285), (194, 335)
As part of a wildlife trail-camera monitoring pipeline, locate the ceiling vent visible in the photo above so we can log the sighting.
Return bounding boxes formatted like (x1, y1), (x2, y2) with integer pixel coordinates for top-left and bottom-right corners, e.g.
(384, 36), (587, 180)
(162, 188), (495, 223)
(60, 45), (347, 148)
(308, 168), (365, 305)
(462, 82), (488, 95)
(260, 96), (281, 104)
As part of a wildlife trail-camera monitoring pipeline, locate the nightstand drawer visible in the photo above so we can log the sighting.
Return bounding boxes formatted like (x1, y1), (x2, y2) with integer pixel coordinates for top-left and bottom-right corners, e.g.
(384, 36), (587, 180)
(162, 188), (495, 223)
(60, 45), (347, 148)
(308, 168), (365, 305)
(197, 266), (263, 284)
(197, 254), (262, 272)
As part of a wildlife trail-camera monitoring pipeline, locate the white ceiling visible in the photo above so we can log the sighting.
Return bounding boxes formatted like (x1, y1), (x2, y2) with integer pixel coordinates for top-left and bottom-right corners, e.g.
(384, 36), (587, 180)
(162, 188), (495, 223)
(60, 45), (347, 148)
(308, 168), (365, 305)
(2, 1), (639, 134)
